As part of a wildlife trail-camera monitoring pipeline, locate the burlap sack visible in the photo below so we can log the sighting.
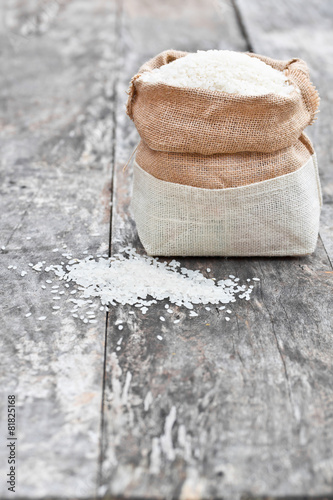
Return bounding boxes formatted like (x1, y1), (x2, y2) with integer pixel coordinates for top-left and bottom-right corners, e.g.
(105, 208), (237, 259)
(136, 132), (314, 189)
(127, 49), (321, 256)
(126, 50), (319, 154)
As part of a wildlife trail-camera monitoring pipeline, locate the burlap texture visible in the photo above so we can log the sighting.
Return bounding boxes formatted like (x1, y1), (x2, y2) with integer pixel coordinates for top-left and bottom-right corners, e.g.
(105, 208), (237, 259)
(136, 133), (314, 189)
(132, 154), (322, 256)
(126, 50), (319, 154)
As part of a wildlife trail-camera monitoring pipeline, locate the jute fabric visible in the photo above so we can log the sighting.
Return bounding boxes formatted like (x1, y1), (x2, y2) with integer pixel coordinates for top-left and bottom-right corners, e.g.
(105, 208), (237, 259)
(135, 133), (314, 189)
(127, 50), (319, 154)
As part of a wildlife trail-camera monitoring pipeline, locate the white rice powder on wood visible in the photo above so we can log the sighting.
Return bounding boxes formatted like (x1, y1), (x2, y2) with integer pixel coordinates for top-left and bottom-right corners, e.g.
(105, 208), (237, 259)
(138, 49), (294, 96)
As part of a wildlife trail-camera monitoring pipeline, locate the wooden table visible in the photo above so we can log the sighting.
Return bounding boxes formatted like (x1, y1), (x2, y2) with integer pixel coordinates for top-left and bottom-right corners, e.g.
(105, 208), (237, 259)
(1, 1), (332, 499)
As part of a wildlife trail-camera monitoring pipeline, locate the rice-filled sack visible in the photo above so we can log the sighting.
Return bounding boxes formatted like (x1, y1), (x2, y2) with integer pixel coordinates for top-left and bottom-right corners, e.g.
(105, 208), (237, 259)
(126, 49), (321, 257)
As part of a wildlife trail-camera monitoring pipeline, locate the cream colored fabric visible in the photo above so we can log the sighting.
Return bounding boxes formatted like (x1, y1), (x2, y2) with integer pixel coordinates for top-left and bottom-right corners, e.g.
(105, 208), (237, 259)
(132, 154), (322, 257)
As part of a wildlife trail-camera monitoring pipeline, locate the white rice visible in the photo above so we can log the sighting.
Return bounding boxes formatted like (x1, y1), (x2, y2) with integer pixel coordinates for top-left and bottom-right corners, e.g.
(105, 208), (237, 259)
(138, 49), (294, 96)
(59, 249), (253, 308)
(12, 247), (261, 324)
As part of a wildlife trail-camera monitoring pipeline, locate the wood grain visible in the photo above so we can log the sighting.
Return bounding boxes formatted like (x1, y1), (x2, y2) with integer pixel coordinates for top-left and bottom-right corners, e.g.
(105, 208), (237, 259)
(102, 1), (333, 499)
(0, 1), (116, 497)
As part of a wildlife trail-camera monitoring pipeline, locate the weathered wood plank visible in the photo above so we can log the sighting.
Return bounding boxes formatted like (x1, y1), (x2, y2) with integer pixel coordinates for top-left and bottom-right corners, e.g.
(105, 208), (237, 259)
(101, 1), (333, 499)
(236, 0), (333, 263)
(320, 204), (333, 267)
(0, 1), (116, 497)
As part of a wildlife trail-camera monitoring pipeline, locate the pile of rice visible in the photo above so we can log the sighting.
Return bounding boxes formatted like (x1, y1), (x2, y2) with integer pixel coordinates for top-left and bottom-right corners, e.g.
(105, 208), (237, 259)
(62, 248), (254, 309)
(138, 49), (294, 96)
(11, 247), (259, 327)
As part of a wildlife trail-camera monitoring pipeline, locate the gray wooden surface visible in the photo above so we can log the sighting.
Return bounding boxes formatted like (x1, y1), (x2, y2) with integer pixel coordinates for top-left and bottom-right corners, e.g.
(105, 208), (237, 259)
(0, 1), (332, 499)
(0, 1), (115, 497)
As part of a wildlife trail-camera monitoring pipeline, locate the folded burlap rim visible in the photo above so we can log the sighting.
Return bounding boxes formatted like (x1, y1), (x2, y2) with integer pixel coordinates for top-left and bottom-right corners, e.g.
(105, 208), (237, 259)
(135, 132), (314, 189)
(126, 50), (319, 154)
